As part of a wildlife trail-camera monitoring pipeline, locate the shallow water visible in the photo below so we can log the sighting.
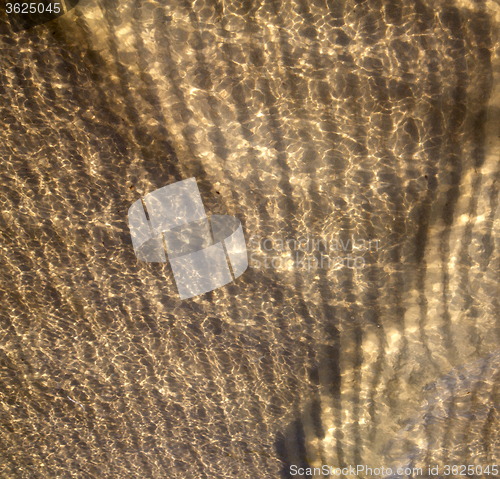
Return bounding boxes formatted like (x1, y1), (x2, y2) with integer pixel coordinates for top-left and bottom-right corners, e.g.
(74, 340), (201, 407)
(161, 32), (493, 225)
(1, 0), (500, 477)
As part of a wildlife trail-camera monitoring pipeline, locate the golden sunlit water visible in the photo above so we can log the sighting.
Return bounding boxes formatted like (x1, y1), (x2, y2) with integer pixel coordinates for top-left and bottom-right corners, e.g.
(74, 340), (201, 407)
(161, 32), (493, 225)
(1, 0), (500, 477)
